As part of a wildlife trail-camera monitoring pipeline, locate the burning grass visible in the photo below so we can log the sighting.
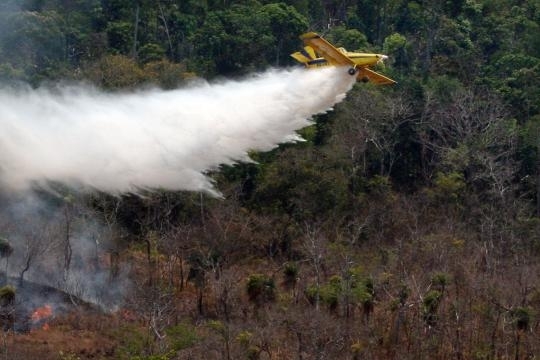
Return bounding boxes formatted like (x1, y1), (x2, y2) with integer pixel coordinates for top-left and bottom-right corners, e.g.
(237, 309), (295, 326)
(6, 314), (117, 359)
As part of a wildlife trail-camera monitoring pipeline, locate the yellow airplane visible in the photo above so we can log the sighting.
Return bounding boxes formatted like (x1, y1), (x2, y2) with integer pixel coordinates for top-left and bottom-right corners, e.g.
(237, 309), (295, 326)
(291, 32), (396, 85)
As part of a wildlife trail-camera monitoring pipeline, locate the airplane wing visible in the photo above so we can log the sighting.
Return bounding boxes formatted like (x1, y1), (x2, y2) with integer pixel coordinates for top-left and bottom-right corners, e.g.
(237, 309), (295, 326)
(300, 32), (355, 67)
(358, 68), (397, 85)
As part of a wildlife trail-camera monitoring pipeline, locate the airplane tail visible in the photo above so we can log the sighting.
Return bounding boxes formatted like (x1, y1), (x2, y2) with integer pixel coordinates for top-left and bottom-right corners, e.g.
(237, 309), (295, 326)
(290, 46), (317, 65)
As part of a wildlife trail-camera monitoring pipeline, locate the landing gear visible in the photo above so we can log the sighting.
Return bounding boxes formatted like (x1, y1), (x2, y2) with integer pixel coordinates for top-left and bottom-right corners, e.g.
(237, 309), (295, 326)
(348, 67), (357, 76)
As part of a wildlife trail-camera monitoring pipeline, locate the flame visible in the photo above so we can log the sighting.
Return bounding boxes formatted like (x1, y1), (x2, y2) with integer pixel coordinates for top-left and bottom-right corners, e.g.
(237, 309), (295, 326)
(31, 304), (53, 330)
(31, 304), (53, 321)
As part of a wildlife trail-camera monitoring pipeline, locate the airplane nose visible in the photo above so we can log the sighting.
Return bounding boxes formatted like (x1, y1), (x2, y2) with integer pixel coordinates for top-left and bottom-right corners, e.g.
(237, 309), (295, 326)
(376, 55), (388, 64)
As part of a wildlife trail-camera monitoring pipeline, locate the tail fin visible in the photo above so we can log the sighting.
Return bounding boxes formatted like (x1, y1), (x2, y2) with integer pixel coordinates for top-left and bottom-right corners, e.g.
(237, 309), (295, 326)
(291, 46), (317, 64)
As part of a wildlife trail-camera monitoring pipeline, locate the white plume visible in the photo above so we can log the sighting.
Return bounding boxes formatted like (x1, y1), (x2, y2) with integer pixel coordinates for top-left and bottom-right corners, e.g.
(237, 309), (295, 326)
(0, 67), (355, 195)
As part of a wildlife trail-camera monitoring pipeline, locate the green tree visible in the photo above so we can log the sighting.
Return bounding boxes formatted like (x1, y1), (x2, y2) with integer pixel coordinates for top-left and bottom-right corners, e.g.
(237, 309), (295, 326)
(383, 32), (409, 70)
(189, 3), (268, 75)
(82, 54), (144, 89)
(190, 1), (307, 76)
(251, 147), (348, 221)
(0, 10), (68, 82)
(327, 26), (368, 51)
(106, 20), (133, 55)
(246, 273), (276, 305)
(423, 289), (442, 327)
(259, 3), (308, 66)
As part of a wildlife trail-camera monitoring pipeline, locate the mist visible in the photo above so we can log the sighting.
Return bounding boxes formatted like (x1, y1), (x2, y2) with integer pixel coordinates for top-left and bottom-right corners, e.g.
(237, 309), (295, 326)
(0, 67), (355, 196)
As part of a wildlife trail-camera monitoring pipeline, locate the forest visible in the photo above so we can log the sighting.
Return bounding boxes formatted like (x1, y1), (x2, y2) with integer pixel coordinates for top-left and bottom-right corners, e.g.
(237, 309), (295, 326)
(0, 0), (539, 359)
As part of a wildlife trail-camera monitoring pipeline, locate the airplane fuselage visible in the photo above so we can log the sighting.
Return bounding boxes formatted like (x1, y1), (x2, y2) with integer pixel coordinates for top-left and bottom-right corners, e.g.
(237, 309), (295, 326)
(304, 50), (387, 69)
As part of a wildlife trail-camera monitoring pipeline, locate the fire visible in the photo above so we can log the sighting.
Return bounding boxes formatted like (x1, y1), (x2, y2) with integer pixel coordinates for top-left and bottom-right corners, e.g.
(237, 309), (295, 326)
(31, 304), (53, 330)
(31, 304), (52, 321)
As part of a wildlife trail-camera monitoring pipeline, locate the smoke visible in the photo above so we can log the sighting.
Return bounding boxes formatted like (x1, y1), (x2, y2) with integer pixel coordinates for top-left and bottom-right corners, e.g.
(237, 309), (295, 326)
(0, 191), (129, 313)
(0, 67), (355, 196)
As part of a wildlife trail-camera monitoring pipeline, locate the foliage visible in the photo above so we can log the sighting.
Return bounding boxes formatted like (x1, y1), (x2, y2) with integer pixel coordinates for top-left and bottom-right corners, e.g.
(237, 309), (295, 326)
(82, 54), (144, 89)
(246, 273), (276, 304)
(431, 272), (450, 291)
(0, 285), (15, 306)
(0, 237), (13, 259)
(235, 330), (253, 346)
(111, 324), (153, 359)
(511, 307), (533, 331)
(327, 26), (368, 51)
(428, 172), (466, 203)
(165, 323), (199, 351)
(423, 290), (442, 327)
(282, 262), (299, 286)
(189, 2), (307, 76)
(251, 147), (349, 221)
(143, 59), (191, 89)
(305, 272), (375, 312)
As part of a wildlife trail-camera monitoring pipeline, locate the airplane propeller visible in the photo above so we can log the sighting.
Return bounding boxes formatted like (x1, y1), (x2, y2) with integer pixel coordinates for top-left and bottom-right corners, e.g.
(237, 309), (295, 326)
(377, 55), (388, 65)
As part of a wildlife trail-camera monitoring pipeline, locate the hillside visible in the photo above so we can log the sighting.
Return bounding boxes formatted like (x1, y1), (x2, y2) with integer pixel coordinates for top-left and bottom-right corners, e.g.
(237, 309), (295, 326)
(0, 1), (539, 359)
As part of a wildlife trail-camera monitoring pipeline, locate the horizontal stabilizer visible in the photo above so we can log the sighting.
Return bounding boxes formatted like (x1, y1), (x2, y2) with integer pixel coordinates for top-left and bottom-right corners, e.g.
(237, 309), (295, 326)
(291, 51), (309, 63)
(291, 46), (318, 64)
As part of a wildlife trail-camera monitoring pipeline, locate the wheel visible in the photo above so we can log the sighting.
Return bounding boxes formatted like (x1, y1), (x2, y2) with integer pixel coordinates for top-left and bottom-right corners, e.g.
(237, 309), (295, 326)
(348, 67), (356, 76)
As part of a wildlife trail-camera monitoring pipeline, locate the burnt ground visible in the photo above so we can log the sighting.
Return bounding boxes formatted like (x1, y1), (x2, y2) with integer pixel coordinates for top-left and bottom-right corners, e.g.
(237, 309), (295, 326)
(0, 277), (95, 332)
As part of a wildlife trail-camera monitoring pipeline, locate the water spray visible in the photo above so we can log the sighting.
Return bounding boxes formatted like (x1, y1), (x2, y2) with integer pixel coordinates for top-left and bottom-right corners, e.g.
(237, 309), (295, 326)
(0, 67), (355, 195)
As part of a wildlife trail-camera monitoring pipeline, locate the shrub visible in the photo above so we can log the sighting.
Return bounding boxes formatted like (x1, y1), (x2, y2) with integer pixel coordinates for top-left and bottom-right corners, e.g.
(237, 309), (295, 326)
(358, 278), (375, 315)
(423, 290), (442, 327)
(432, 272), (451, 292)
(511, 307), (532, 331)
(246, 274), (276, 304)
(236, 330), (253, 347)
(0, 285), (15, 306)
(305, 276), (342, 310)
(0, 238), (13, 259)
(398, 283), (409, 306)
(282, 262), (299, 286)
(165, 323), (199, 351)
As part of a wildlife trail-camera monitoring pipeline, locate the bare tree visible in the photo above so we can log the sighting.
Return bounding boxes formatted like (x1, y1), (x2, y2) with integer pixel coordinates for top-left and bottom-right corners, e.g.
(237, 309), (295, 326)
(330, 88), (415, 179)
(302, 222), (327, 311)
(17, 219), (57, 286)
(61, 196), (75, 282)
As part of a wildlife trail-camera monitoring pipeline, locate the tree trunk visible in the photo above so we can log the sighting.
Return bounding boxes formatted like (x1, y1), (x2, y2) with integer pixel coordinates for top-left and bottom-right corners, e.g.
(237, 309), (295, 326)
(63, 209), (72, 282)
(19, 256), (31, 287)
(132, 3), (140, 59)
(536, 134), (540, 216)
(157, 2), (173, 56)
